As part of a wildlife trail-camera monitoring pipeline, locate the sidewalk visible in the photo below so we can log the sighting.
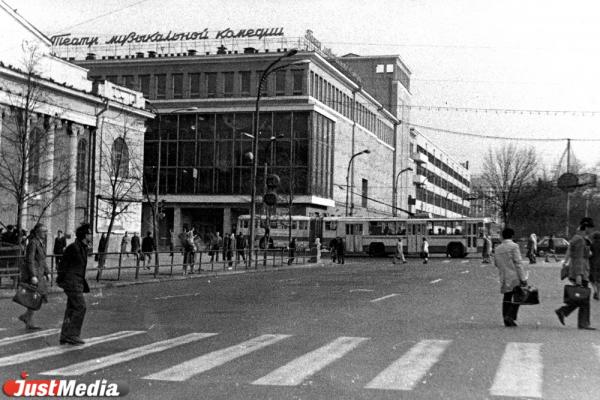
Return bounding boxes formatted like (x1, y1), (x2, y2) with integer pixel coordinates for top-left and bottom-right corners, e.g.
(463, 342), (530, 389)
(0, 251), (328, 299)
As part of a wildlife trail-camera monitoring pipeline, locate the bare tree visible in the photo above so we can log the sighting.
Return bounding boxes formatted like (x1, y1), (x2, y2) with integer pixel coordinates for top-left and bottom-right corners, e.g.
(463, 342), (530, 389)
(0, 43), (71, 244)
(481, 143), (538, 226)
(95, 112), (143, 275)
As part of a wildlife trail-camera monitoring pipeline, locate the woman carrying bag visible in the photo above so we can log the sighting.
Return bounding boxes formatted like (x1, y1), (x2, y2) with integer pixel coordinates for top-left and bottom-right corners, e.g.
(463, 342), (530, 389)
(555, 217), (595, 330)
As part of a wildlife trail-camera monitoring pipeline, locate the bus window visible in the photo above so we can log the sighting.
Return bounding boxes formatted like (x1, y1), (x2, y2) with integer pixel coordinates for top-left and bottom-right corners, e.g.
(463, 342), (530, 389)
(398, 222), (407, 235)
(383, 222), (396, 235)
(292, 221), (298, 230)
(454, 222), (463, 235)
(299, 221), (308, 230)
(369, 221), (382, 235)
(324, 221), (337, 230)
(270, 219), (278, 229)
(427, 221), (434, 235)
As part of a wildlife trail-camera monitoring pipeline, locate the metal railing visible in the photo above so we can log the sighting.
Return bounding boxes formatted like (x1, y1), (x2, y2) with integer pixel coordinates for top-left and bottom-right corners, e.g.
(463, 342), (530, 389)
(0, 247), (317, 288)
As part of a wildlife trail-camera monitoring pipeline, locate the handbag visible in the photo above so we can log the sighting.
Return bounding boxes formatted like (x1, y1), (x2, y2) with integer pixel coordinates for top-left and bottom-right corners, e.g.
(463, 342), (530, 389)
(512, 285), (540, 305)
(563, 285), (591, 305)
(12, 283), (43, 311)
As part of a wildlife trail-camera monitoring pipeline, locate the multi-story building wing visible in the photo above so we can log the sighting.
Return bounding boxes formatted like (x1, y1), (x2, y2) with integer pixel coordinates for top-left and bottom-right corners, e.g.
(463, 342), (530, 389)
(410, 128), (471, 217)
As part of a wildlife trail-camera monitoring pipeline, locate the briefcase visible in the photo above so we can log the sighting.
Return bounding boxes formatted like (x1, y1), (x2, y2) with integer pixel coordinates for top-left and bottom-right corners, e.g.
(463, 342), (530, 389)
(563, 285), (590, 305)
(512, 285), (540, 305)
(12, 283), (43, 311)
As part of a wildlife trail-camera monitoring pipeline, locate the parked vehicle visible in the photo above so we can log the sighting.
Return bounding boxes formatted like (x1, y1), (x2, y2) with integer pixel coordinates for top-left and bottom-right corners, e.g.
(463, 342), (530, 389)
(536, 237), (569, 256)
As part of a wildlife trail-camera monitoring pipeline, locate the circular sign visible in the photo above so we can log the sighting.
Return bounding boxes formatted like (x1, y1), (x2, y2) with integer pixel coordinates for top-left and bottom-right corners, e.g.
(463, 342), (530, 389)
(557, 173), (578, 193)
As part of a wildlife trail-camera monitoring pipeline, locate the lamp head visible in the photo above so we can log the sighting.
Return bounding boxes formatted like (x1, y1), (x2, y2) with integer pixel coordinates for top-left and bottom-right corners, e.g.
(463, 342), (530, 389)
(285, 49), (298, 57)
(362, 149), (371, 154)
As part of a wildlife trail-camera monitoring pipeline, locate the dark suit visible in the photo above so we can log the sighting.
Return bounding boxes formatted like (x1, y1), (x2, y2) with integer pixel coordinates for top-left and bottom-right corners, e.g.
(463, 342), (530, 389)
(53, 236), (66, 266)
(57, 239), (90, 340)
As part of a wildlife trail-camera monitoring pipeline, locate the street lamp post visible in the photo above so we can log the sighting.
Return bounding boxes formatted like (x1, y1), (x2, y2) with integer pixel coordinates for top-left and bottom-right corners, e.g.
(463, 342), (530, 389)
(145, 103), (198, 277)
(248, 49), (297, 268)
(345, 149), (371, 216)
(394, 167), (413, 215)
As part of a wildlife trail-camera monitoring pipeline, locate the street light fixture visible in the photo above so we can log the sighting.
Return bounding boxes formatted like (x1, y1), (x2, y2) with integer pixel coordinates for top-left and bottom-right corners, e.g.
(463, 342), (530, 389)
(248, 48), (298, 268)
(345, 149), (371, 216)
(145, 102), (199, 276)
(394, 167), (413, 216)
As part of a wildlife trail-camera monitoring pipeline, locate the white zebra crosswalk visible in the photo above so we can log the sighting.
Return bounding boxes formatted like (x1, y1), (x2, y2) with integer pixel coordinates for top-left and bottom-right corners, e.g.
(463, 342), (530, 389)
(0, 329), (594, 398)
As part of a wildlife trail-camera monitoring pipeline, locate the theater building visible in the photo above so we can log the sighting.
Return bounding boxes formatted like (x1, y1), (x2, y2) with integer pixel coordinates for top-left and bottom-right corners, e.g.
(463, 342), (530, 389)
(58, 30), (472, 242)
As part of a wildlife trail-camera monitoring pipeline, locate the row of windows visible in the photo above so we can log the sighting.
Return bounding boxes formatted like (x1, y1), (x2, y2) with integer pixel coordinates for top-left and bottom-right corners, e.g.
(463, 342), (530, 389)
(98, 69), (305, 100)
(416, 145), (470, 187)
(309, 71), (394, 146)
(145, 166), (309, 196)
(143, 111), (330, 197)
(416, 165), (469, 199)
(415, 186), (469, 216)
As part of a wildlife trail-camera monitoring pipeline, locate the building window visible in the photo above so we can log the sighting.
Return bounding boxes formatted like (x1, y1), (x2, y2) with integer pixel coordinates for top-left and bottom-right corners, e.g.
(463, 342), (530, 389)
(386, 64), (394, 73)
(275, 70), (286, 96)
(362, 178), (368, 208)
(189, 73), (200, 98)
(122, 75), (135, 89)
(106, 75), (118, 84)
(206, 73), (217, 98)
(111, 137), (130, 179)
(172, 73), (183, 99)
(139, 75), (150, 97)
(155, 74), (166, 99)
(223, 72), (234, 97)
(76, 139), (87, 190)
(240, 71), (251, 96)
(375, 64), (384, 73)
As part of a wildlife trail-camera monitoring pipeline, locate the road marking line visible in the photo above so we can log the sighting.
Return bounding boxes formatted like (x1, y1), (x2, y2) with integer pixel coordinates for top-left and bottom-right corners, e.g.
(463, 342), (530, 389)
(490, 342), (542, 398)
(252, 336), (368, 386)
(461, 260), (469, 264)
(365, 339), (451, 391)
(461, 270), (469, 274)
(442, 260), (450, 263)
(350, 289), (375, 292)
(0, 331), (144, 368)
(143, 334), (291, 382)
(370, 294), (399, 303)
(0, 329), (60, 347)
(40, 332), (217, 376)
(153, 292), (202, 300)
(429, 279), (442, 284)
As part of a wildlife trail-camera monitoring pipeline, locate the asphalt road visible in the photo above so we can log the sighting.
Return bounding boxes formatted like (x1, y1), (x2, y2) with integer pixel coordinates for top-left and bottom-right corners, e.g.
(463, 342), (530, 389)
(1, 256), (600, 400)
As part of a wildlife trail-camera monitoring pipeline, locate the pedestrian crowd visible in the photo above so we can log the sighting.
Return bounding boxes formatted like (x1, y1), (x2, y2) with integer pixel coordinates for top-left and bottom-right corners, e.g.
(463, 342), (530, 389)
(493, 217), (600, 330)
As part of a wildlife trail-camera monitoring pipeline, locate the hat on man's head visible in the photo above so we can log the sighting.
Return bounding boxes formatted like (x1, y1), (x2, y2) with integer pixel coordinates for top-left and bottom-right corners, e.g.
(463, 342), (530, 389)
(580, 217), (595, 229)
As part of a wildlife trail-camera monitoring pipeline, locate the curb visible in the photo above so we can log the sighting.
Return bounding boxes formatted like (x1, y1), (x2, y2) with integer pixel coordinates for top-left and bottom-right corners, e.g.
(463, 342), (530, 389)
(0, 261), (330, 300)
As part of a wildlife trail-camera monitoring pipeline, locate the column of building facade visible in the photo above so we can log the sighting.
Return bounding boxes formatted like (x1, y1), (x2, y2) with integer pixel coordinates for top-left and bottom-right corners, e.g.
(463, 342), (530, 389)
(65, 123), (81, 239)
(40, 116), (57, 245)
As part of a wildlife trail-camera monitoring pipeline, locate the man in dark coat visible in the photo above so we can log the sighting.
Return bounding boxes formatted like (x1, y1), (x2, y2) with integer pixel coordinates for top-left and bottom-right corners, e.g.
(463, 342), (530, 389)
(335, 236), (345, 264)
(17, 223), (49, 330)
(130, 232), (141, 259)
(53, 230), (67, 267)
(57, 223), (91, 345)
(141, 231), (155, 269)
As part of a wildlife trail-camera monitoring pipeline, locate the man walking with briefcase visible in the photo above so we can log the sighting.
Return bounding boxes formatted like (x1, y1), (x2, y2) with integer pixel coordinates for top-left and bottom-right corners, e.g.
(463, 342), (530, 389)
(57, 223), (92, 345)
(555, 217), (595, 330)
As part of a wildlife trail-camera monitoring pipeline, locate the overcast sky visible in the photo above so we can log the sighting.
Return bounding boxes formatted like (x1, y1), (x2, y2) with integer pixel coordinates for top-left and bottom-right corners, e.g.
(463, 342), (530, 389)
(14, 0), (600, 174)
